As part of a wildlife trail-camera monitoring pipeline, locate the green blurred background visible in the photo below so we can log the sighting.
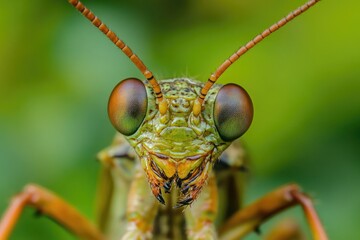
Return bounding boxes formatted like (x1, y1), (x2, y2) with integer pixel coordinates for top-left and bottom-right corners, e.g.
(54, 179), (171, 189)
(0, 0), (359, 239)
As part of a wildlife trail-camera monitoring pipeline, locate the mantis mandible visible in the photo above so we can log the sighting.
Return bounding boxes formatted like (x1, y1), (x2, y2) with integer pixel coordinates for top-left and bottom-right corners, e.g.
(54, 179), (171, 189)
(0, 0), (328, 239)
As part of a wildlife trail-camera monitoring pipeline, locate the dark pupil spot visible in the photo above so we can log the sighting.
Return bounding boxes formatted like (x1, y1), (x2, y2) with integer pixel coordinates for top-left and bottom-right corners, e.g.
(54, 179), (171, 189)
(130, 102), (140, 118)
(217, 105), (233, 126)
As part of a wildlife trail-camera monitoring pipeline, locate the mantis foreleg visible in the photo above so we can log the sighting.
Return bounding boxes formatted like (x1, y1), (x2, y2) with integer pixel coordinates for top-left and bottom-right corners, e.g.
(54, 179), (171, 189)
(0, 184), (103, 240)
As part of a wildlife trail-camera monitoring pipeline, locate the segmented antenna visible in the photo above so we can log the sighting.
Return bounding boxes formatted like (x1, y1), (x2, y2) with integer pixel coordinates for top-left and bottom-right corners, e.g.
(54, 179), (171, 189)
(196, 0), (321, 108)
(68, 0), (168, 114)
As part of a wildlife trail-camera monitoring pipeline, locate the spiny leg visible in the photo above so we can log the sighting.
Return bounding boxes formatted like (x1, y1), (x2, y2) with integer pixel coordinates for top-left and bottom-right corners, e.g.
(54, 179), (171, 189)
(0, 184), (104, 240)
(214, 139), (249, 225)
(96, 134), (161, 239)
(218, 184), (328, 240)
(121, 166), (159, 240)
(184, 173), (218, 240)
(96, 133), (137, 238)
(215, 141), (306, 240)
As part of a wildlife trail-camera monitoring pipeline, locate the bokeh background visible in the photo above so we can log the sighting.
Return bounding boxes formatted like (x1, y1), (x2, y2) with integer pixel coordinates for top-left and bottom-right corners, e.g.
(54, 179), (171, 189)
(0, 0), (359, 239)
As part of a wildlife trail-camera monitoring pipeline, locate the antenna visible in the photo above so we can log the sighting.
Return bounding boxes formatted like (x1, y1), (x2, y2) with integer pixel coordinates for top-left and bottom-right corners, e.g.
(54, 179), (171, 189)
(195, 0), (321, 112)
(68, 0), (168, 114)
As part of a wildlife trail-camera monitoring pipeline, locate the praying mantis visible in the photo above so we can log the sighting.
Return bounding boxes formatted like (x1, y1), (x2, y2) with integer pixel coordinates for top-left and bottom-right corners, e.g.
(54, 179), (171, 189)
(0, 0), (328, 239)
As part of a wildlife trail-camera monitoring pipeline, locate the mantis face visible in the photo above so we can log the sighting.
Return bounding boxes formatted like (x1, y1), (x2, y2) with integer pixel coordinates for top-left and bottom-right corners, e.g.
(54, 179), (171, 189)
(67, 0), (321, 207)
(108, 78), (253, 207)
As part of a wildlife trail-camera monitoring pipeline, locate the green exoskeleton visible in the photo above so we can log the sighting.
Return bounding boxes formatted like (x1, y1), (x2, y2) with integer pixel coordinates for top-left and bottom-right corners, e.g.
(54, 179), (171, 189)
(0, 0), (328, 239)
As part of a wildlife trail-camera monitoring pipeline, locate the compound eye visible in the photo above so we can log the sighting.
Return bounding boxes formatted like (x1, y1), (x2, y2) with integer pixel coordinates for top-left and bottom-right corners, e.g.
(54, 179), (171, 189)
(108, 78), (147, 136)
(214, 84), (253, 141)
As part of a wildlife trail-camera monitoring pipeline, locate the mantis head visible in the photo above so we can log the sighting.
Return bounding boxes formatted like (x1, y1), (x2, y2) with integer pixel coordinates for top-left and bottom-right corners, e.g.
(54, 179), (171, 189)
(108, 77), (253, 207)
